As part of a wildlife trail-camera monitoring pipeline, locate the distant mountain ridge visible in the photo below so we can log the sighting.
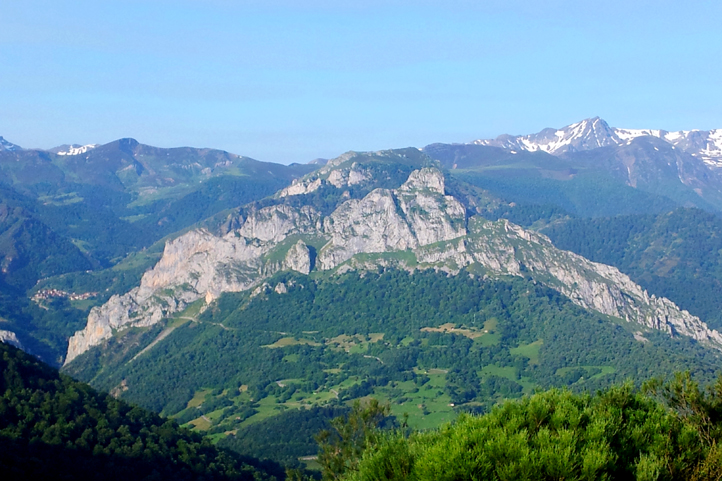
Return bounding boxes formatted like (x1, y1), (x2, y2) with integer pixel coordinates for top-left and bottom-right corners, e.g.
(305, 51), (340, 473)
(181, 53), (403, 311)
(0, 136), (21, 152)
(471, 117), (722, 167)
(0, 136), (317, 365)
(424, 119), (722, 215)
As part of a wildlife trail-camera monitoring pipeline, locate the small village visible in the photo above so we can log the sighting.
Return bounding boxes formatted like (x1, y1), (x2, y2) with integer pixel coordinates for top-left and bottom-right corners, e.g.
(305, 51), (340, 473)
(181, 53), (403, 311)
(32, 289), (97, 303)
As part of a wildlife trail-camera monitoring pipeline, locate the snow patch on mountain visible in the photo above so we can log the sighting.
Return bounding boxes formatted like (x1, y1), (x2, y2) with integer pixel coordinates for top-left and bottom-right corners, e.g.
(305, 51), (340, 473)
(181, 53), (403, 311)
(614, 128), (722, 167)
(56, 144), (98, 156)
(473, 117), (622, 155)
(472, 118), (722, 167)
(0, 136), (21, 152)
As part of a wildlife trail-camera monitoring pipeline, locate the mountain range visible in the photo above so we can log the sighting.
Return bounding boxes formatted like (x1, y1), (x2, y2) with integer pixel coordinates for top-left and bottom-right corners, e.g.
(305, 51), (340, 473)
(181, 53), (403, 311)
(64, 160), (722, 364)
(5, 120), (722, 469)
(0, 137), (314, 363)
(470, 117), (722, 166)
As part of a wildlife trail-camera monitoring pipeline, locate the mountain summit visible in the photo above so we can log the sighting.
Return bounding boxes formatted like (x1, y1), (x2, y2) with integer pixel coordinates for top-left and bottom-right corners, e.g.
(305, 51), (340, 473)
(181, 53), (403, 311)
(473, 117), (620, 155)
(472, 118), (722, 167)
(0, 136), (21, 152)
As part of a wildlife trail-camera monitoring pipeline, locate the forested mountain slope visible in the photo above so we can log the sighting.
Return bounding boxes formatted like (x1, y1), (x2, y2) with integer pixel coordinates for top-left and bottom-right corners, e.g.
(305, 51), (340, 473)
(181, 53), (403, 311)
(542, 208), (722, 330)
(0, 139), (316, 366)
(0, 342), (279, 480)
(66, 155), (722, 364)
(64, 269), (722, 455)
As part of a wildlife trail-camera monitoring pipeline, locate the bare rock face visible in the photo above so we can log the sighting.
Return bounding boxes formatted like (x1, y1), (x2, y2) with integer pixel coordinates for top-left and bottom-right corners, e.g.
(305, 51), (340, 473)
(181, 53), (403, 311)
(65, 166), (722, 364)
(279, 178), (322, 197)
(277, 158), (373, 198)
(66, 207), (323, 364)
(283, 240), (312, 275)
(66, 166), (465, 363)
(318, 168), (466, 269)
(461, 220), (722, 348)
(0, 329), (22, 350)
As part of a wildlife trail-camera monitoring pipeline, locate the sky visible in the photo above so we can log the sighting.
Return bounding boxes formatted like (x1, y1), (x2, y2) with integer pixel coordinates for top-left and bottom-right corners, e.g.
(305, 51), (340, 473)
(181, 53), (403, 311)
(2, 0), (721, 164)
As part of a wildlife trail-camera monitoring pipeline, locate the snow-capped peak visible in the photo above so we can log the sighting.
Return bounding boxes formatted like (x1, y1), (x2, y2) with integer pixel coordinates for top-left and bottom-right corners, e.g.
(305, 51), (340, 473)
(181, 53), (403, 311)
(473, 117), (622, 155)
(471, 119), (722, 167)
(0, 136), (22, 152)
(56, 144), (98, 156)
(612, 128), (722, 167)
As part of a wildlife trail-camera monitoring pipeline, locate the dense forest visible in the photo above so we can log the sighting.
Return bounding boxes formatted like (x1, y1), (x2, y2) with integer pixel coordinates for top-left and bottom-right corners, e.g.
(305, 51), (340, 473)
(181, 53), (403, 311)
(0, 342), (279, 480)
(542, 208), (722, 330)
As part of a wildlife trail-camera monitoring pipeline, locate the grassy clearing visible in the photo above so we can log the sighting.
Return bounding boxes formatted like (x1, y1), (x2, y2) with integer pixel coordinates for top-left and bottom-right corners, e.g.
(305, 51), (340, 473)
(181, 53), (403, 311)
(510, 339), (543, 365)
(326, 333), (384, 353)
(120, 214), (149, 223)
(263, 337), (321, 349)
(70, 299), (98, 311)
(426, 368), (448, 375)
(475, 318), (501, 346)
(38, 192), (84, 206)
(264, 235), (329, 263)
(187, 389), (213, 409)
(188, 415), (211, 431)
(240, 396), (283, 427)
(421, 322), (485, 340)
(481, 365), (517, 379)
(283, 353), (300, 363)
(480, 365), (537, 395)
(111, 249), (163, 272)
(276, 378), (304, 387)
(127, 184), (197, 207)
(374, 372), (456, 430)
(556, 365), (616, 380)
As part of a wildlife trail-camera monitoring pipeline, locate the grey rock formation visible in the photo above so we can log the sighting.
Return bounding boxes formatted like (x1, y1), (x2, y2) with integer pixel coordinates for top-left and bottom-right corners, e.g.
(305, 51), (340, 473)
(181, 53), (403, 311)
(66, 166), (722, 363)
(277, 158), (376, 198)
(0, 329), (23, 349)
(284, 240), (313, 275)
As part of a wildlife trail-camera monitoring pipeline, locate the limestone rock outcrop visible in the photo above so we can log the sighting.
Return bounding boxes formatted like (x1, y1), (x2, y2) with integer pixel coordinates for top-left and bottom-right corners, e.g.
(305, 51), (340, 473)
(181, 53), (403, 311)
(65, 166), (722, 364)
(0, 329), (22, 350)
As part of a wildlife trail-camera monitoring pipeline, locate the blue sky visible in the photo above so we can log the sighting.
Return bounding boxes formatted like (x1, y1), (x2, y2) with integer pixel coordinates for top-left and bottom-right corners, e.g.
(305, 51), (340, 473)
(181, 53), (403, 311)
(2, 0), (721, 163)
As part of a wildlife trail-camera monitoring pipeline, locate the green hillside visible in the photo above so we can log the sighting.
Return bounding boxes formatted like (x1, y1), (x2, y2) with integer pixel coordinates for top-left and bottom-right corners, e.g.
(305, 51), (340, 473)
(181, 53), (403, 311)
(0, 142), (316, 366)
(0, 342), (280, 480)
(542, 208), (722, 330)
(64, 269), (721, 467)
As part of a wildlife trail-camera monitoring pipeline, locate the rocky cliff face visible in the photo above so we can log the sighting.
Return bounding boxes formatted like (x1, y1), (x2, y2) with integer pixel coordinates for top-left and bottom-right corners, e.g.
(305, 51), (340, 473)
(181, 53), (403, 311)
(0, 329), (23, 349)
(65, 166), (722, 363)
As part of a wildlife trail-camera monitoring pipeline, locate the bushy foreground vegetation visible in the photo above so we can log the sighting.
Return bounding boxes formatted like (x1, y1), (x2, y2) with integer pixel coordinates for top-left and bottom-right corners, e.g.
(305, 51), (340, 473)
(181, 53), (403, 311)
(317, 374), (722, 481)
(6, 327), (722, 481)
(0, 342), (277, 480)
